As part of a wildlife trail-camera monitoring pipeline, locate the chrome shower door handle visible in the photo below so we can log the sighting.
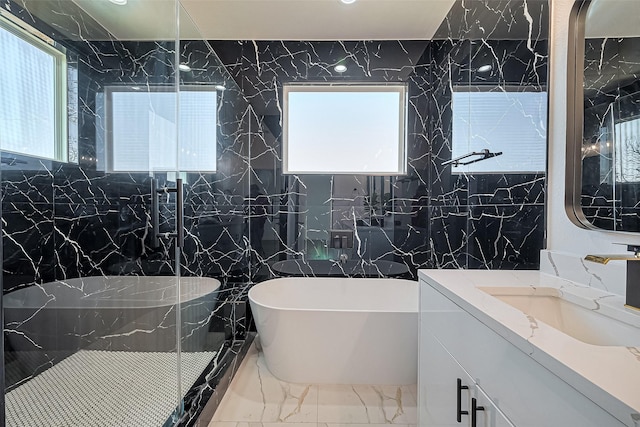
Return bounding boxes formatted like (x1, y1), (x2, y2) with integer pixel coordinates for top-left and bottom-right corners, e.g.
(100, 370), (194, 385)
(151, 178), (184, 249)
(151, 178), (160, 248)
(174, 178), (184, 248)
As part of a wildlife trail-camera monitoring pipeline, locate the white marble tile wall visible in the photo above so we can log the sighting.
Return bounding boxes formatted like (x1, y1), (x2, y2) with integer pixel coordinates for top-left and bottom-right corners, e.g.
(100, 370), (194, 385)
(540, 249), (627, 296)
(208, 344), (417, 427)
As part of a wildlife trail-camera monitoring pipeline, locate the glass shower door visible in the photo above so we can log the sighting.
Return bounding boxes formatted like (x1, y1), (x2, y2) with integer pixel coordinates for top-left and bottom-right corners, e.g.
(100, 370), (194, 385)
(171, 7), (246, 422)
(1, 0), (185, 426)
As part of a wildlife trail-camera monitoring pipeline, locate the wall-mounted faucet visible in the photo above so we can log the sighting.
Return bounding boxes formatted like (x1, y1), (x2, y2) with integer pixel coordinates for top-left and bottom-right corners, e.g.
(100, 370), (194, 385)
(585, 244), (640, 311)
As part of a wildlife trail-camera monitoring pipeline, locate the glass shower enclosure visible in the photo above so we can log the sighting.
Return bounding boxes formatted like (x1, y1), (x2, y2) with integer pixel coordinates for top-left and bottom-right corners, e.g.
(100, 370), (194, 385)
(1, 1), (246, 425)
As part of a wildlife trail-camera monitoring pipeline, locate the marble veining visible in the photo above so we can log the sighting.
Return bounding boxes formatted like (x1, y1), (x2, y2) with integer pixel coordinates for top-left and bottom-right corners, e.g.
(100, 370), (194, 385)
(212, 26), (548, 279)
(419, 269), (640, 426)
(1, 1), (252, 424)
(209, 344), (417, 426)
(581, 35), (640, 232)
(540, 249), (627, 296)
(2, 0), (548, 425)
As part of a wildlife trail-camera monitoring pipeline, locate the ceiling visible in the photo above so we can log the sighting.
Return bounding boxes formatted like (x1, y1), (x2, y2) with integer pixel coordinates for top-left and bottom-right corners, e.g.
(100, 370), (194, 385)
(67, 0), (456, 41)
(17, 0), (549, 42)
(179, 0), (456, 41)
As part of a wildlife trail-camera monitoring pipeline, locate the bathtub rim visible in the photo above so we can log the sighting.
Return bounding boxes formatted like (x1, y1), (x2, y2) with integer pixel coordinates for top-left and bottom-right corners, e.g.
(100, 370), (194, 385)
(248, 277), (417, 313)
(269, 258), (411, 278)
(3, 275), (222, 310)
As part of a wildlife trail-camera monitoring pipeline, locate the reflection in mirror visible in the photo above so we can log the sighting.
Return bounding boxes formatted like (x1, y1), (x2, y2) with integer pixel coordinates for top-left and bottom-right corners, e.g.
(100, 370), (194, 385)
(577, 0), (640, 231)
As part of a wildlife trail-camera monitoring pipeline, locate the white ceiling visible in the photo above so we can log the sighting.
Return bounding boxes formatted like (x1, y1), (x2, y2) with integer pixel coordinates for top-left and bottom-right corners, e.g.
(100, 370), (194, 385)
(71, 0), (456, 41)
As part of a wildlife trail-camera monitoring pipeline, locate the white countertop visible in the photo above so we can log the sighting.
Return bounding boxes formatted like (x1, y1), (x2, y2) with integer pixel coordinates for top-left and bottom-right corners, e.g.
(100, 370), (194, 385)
(418, 269), (640, 425)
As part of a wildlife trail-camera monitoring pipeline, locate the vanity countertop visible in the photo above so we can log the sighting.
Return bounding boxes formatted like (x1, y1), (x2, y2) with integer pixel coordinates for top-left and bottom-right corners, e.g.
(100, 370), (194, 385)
(418, 269), (640, 425)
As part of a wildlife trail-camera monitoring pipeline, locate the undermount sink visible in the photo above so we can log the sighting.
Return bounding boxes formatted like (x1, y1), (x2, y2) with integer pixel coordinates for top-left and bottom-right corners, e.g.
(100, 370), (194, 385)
(478, 286), (640, 347)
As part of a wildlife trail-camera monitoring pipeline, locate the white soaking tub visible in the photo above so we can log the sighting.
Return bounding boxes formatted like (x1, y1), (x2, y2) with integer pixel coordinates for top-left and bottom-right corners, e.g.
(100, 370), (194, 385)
(4, 276), (221, 355)
(248, 277), (418, 385)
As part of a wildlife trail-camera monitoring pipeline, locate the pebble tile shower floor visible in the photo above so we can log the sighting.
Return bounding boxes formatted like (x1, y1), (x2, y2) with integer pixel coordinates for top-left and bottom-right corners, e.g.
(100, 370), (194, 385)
(5, 350), (216, 427)
(208, 343), (417, 427)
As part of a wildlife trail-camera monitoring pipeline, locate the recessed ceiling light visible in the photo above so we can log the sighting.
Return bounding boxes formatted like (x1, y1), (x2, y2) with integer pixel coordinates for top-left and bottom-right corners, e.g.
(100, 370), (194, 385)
(334, 64), (347, 73)
(109, 0), (128, 5)
(178, 64), (191, 72)
(340, 0), (356, 3)
(215, 85), (226, 91)
(477, 64), (492, 73)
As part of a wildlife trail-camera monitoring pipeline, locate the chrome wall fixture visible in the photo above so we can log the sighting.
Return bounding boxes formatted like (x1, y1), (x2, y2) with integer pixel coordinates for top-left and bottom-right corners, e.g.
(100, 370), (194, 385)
(441, 149), (503, 167)
(151, 178), (184, 248)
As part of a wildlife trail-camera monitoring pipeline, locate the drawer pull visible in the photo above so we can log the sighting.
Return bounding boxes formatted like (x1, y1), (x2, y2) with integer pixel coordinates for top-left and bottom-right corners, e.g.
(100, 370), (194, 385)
(471, 397), (485, 427)
(457, 378), (469, 422)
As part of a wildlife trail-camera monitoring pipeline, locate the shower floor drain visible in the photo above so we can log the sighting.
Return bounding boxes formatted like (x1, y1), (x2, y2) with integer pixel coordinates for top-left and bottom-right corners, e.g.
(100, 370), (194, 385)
(5, 350), (216, 427)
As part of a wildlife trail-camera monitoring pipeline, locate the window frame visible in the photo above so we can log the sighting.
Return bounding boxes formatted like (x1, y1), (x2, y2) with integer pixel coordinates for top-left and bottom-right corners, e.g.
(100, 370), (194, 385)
(104, 85), (219, 173)
(0, 12), (68, 162)
(282, 83), (408, 175)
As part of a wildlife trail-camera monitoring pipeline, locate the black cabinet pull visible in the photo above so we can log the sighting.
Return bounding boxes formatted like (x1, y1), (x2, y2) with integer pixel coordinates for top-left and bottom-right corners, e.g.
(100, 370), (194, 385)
(457, 378), (469, 422)
(471, 397), (485, 427)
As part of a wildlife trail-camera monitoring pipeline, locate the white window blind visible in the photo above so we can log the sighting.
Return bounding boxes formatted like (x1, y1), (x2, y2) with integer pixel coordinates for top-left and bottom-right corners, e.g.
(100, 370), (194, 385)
(0, 19), (66, 160)
(109, 89), (217, 172)
(614, 118), (640, 183)
(452, 90), (547, 173)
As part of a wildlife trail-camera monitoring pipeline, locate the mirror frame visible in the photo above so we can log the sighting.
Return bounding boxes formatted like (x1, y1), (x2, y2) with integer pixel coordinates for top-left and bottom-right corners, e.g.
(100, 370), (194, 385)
(566, 0), (640, 233)
(565, 0), (594, 230)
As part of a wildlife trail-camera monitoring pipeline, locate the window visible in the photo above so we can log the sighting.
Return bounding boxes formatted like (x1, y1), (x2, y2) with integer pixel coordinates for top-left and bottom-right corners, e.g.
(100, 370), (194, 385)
(614, 117), (640, 183)
(107, 87), (217, 172)
(283, 84), (407, 175)
(451, 88), (547, 173)
(0, 15), (67, 161)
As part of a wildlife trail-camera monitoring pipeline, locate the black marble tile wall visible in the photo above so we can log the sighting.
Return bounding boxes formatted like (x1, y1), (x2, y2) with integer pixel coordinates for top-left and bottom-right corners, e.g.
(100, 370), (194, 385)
(210, 0), (548, 278)
(1, 1), (253, 424)
(1, 0), (548, 424)
(582, 36), (640, 231)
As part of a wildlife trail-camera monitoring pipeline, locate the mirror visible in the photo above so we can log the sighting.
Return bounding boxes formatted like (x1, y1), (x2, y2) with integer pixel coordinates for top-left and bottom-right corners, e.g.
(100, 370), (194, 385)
(568, 0), (640, 232)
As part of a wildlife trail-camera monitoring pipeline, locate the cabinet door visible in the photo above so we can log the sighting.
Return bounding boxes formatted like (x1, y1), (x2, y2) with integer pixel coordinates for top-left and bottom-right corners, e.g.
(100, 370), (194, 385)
(472, 385), (515, 427)
(419, 327), (515, 427)
(419, 327), (472, 426)
(420, 279), (626, 427)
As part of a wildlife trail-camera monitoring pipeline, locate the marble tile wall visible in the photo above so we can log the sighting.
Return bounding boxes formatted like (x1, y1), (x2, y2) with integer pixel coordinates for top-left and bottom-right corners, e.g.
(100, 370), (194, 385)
(1, 0), (549, 424)
(581, 37), (640, 231)
(210, 0), (549, 279)
(1, 1), (255, 425)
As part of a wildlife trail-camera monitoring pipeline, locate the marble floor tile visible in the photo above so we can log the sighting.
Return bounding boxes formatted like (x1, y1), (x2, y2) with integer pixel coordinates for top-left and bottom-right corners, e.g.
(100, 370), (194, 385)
(317, 385), (417, 425)
(209, 423), (316, 427)
(211, 346), (318, 423)
(406, 384), (418, 403)
(319, 424), (416, 427)
(209, 344), (417, 427)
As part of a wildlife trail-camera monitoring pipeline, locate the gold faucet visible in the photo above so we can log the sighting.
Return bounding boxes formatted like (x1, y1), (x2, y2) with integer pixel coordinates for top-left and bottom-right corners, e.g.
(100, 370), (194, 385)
(584, 252), (640, 265)
(584, 245), (640, 310)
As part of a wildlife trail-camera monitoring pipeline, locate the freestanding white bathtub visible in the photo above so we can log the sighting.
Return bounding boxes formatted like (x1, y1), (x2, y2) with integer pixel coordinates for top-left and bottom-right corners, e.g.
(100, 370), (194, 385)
(248, 277), (418, 385)
(4, 276), (221, 355)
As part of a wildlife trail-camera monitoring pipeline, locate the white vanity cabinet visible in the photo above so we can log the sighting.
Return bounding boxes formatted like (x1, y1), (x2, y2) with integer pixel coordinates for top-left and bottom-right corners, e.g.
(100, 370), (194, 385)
(419, 326), (513, 427)
(418, 277), (627, 427)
